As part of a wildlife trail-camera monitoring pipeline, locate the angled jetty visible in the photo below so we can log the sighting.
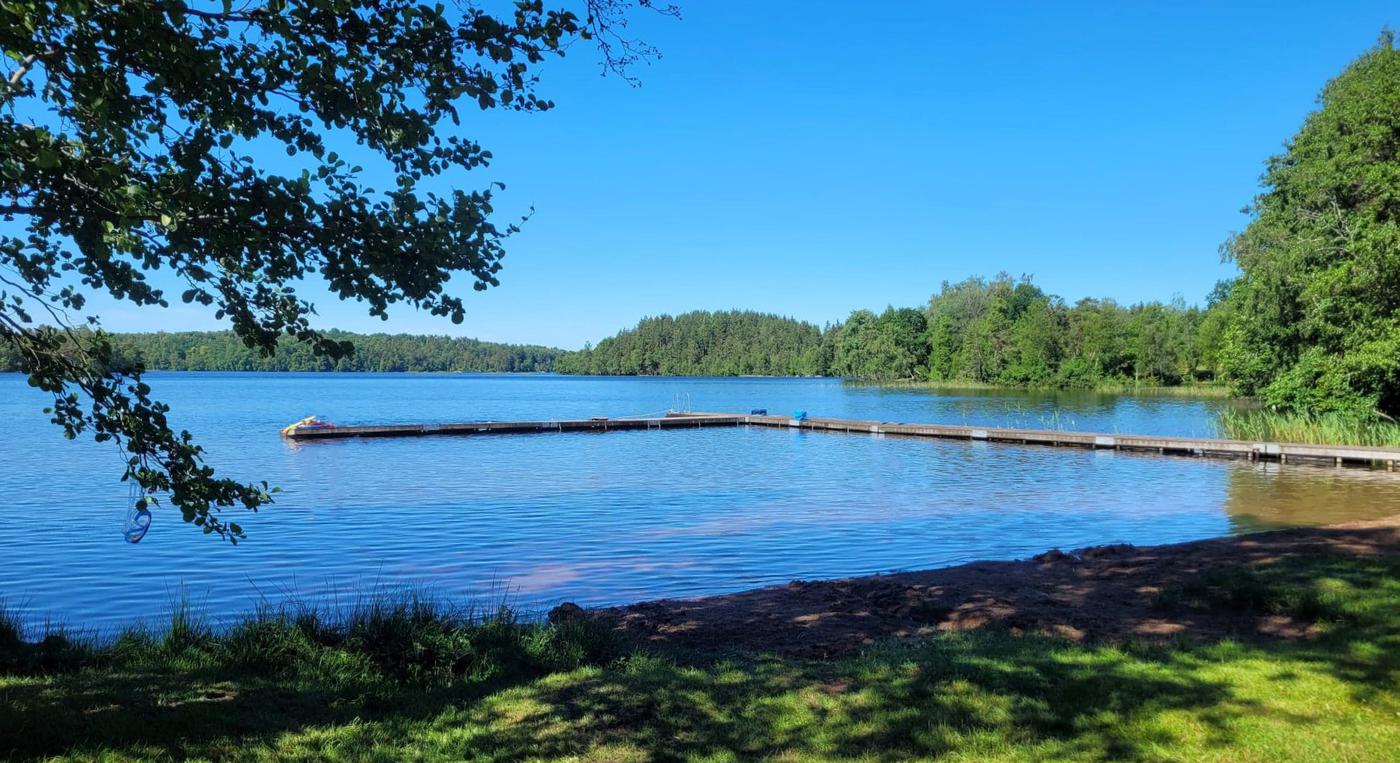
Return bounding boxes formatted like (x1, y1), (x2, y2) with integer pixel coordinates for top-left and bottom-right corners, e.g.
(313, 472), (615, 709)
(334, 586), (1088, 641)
(281, 411), (1400, 469)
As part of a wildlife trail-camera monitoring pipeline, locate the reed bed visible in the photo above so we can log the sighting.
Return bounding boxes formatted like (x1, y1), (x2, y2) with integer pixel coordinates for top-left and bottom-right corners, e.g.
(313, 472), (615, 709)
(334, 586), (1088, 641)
(858, 379), (1234, 397)
(0, 592), (616, 686)
(1216, 408), (1400, 447)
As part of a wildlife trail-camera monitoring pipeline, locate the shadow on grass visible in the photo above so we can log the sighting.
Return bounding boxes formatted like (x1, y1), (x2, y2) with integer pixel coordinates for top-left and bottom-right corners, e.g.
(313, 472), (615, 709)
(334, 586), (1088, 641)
(1166, 553), (1400, 702)
(1, 635), (1384, 760)
(0, 666), (517, 759)
(442, 635), (1290, 761)
(0, 596), (617, 760)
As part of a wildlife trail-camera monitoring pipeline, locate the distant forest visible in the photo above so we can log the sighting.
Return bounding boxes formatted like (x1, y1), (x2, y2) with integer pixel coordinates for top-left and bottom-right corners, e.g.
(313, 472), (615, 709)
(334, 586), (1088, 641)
(0, 330), (563, 373)
(556, 311), (826, 377)
(0, 290), (1225, 386)
(561, 280), (1230, 387)
(833, 275), (1232, 386)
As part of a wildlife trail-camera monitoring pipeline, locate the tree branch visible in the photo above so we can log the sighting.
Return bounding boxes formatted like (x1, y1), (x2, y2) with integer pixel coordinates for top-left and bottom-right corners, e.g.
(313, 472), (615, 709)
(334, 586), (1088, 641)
(170, 3), (268, 23)
(3, 49), (58, 96)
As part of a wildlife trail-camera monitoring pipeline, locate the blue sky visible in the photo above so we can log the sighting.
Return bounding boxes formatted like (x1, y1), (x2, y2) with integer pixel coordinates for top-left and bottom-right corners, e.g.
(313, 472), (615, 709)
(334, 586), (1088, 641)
(91, 1), (1397, 349)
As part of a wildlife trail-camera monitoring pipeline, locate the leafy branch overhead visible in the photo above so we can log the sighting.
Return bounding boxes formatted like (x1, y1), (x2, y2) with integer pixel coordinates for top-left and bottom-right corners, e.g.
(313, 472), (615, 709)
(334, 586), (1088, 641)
(0, 0), (669, 540)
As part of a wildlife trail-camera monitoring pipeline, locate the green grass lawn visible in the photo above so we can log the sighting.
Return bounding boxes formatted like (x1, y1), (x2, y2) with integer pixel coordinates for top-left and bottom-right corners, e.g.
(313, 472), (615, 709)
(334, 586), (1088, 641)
(3, 555), (1398, 761)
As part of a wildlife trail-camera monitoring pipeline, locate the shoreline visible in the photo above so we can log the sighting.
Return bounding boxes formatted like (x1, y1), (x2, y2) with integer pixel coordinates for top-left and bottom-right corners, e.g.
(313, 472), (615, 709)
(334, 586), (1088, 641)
(4, 517), (1398, 760)
(595, 515), (1400, 659)
(5, 518), (1398, 648)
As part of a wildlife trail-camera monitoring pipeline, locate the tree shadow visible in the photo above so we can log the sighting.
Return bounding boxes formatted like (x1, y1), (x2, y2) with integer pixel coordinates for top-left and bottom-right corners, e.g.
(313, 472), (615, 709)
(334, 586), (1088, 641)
(415, 633), (1289, 761)
(1165, 553), (1400, 703)
(2, 625), (1362, 761)
(0, 665), (480, 759)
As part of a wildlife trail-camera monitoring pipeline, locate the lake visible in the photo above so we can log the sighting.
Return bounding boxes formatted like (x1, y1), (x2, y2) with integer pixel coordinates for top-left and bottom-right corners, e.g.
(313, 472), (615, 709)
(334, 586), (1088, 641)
(2, 372), (1398, 633)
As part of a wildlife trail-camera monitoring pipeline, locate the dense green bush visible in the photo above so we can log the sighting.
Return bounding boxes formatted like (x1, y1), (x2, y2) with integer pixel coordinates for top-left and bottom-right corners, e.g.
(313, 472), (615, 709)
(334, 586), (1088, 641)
(557, 310), (827, 376)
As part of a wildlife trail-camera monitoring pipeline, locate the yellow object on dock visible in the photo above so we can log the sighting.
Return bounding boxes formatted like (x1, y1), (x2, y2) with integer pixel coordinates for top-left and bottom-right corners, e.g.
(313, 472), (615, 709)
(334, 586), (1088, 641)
(280, 416), (337, 437)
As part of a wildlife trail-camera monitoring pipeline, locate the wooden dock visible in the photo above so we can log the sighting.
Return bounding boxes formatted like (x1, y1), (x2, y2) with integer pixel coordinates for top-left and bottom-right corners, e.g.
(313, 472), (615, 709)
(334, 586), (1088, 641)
(732, 413), (1400, 469)
(280, 413), (746, 440)
(282, 411), (1400, 469)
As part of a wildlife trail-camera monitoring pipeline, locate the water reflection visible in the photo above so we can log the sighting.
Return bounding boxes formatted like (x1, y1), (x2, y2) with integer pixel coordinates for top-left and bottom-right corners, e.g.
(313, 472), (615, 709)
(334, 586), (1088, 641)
(1223, 464), (1400, 532)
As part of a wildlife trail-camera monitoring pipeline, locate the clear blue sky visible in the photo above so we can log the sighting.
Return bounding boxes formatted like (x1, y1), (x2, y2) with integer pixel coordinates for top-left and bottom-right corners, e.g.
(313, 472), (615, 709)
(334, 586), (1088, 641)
(92, 1), (1397, 349)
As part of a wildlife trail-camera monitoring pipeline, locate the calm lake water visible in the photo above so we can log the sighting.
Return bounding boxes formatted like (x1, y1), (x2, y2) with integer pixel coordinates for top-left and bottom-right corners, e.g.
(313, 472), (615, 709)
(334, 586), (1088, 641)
(2, 372), (1398, 632)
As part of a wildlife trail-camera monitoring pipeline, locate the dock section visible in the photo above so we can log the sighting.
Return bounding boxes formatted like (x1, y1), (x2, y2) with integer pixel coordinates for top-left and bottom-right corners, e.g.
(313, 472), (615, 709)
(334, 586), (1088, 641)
(728, 413), (1400, 469)
(282, 411), (1400, 469)
(281, 413), (744, 440)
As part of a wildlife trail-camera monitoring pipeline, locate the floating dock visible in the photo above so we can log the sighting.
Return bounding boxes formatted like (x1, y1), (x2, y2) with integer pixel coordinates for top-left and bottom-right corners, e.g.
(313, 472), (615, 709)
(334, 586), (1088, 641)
(282, 411), (1400, 469)
(280, 413), (747, 440)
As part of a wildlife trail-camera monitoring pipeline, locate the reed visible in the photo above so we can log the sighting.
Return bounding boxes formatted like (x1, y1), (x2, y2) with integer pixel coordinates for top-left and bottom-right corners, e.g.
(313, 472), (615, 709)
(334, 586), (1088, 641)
(859, 379), (1234, 397)
(0, 592), (617, 685)
(1216, 408), (1400, 447)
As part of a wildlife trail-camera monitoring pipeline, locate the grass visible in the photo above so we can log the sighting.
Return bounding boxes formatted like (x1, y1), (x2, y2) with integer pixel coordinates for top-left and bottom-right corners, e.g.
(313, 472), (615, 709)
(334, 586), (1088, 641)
(1, 593), (618, 685)
(2, 555), (1399, 761)
(1216, 407), (1400, 447)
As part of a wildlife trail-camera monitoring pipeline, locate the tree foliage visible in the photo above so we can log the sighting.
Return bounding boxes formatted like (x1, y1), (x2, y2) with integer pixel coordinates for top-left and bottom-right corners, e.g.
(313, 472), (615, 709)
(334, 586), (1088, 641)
(1220, 33), (1400, 417)
(827, 307), (928, 382)
(555, 278), (1226, 387)
(821, 274), (1217, 387)
(556, 311), (826, 376)
(0, 0), (662, 539)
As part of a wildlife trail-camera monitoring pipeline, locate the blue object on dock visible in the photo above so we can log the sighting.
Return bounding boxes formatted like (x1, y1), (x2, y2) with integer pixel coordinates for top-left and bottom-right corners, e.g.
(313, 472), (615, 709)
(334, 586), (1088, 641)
(750, 408), (768, 415)
(793, 410), (808, 422)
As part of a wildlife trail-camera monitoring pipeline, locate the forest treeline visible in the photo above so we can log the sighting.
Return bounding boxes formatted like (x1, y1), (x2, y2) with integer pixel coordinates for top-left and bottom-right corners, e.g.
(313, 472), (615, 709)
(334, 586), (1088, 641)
(0, 301), (1217, 386)
(829, 276), (1230, 387)
(125, 331), (563, 372)
(555, 311), (826, 376)
(0, 331), (563, 373)
(562, 284), (1229, 388)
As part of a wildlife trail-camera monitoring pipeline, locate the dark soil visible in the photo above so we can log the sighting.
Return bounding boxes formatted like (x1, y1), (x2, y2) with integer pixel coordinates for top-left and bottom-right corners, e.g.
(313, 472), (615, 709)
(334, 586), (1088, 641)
(592, 517), (1400, 659)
